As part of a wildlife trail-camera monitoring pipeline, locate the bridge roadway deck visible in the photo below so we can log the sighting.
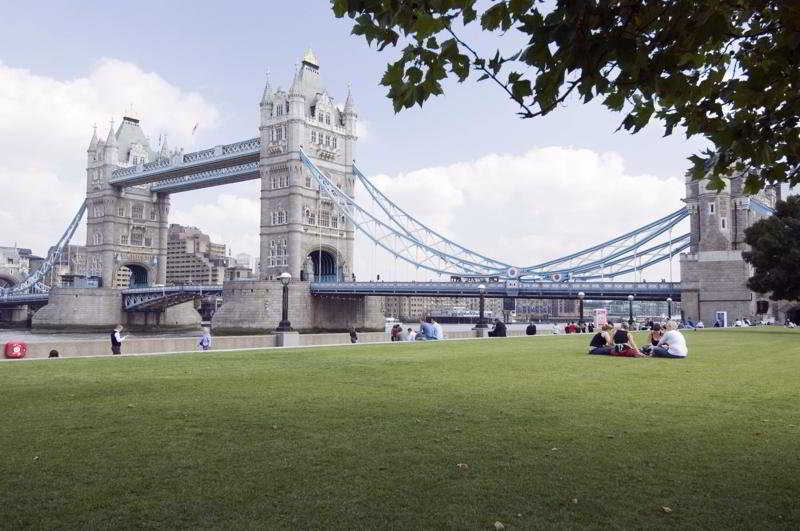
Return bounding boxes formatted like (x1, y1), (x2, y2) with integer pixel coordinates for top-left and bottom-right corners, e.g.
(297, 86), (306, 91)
(0, 281), (680, 311)
(310, 281), (681, 301)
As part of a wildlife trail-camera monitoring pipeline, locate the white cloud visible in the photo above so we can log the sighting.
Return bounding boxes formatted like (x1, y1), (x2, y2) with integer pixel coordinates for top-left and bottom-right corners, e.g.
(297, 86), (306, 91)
(0, 58), (219, 254)
(354, 147), (688, 281)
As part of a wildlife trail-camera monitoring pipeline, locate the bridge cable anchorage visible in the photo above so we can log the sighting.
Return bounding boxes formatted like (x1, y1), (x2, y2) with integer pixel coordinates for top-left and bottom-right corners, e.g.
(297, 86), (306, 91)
(1, 200), (87, 299)
(351, 156), (691, 280)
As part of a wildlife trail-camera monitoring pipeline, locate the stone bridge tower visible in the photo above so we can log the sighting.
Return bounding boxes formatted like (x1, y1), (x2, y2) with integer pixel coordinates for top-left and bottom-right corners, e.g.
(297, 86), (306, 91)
(258, 49), (357, 283)
(85, 118), (170, 288)
(680, 174), (777, 324)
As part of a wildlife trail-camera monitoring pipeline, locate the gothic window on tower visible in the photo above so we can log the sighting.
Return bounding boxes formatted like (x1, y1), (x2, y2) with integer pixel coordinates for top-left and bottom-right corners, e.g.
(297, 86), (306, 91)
(325, 135), (330, 147)
(332, 137), (337, 148)
(311, 131), (316, 143)
(120, 234), (129, 245)
(118, 206), (126, 217)
(709, 203), (715, 214)
(721, 217), (727, 230)
(319, 210), (330, 228)
(130, 228), (144, 246)
(150, 209), (156, 221)
(93, 233), (102, 245)
(277, 105), (283, 116)
(331, 214), (338, 229)
(326, 113), (331, 125)
(132, 204), (144, 220)
(285, 102), (289, 114)
(144, 236), (152, 247)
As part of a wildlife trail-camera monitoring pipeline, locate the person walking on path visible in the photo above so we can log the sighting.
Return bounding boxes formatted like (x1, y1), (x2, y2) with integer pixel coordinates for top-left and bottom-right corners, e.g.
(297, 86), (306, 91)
(197, 327), (212, 351)
(526, 321), (537, 335)
(349, 327), (359, 344)
(111, 325), (127, 355)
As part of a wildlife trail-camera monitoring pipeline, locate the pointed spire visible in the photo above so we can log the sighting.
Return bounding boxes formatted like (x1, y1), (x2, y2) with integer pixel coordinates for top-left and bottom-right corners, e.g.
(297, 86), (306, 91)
(302, 47), (319, 68)
(260, 68), (272, 105)
(344, 82), (357, 114)
(289, 66), (303, 97)
(105, 119), (117, 147)
(88, 125), (99, 151)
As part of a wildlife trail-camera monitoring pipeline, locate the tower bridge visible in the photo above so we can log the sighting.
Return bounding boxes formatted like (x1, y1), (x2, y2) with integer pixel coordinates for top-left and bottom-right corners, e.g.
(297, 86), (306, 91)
(0, 49), (784, 331)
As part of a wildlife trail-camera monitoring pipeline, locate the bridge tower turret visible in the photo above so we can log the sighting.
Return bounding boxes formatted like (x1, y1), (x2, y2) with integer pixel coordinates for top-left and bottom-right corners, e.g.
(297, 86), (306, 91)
(258, 49), (356, 283)
(84, 118), (169, 288)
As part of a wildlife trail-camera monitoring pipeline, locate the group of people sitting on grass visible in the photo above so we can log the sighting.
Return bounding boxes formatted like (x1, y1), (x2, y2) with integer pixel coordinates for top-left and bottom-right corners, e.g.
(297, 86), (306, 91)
(588, 320), (687, 358)
(389, 317), (445, 341)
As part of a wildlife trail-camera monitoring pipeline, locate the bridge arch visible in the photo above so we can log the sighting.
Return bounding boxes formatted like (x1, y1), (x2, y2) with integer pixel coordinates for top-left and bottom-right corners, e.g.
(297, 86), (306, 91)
(114, 263), (153, 288)
(303, 245), (342, 282)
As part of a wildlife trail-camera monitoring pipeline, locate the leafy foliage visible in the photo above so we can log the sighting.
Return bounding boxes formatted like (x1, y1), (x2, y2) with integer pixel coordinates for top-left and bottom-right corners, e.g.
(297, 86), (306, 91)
(743, 195), (800, 301)
(331, 0), (800, 192)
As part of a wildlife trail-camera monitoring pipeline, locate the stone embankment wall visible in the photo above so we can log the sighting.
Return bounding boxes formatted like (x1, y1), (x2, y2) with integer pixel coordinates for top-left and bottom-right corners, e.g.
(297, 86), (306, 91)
(5, 329), (545, 359)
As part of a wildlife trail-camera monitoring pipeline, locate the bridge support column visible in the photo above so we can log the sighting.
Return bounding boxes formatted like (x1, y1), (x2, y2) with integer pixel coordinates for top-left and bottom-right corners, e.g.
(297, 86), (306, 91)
(0, 306), (29, 327)
(211, 280), (384, 335)
(680, 251), (773, 325)
(32, 288), (124, 332)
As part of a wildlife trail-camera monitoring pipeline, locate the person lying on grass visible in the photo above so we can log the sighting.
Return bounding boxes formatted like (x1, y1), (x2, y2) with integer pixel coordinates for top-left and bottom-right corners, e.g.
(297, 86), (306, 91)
(588, 324), (644, 357)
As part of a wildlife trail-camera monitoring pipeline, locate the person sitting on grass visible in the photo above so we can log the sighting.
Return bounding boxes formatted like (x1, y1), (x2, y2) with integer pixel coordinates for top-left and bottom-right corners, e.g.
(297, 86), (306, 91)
(419, 318), (437, 340)
(588, 324), (614, 355)
(651, 320), (688, 358)
(640, 323), (664, 355)
(612, 323), (641, 356)
(488, 318), (507, 337)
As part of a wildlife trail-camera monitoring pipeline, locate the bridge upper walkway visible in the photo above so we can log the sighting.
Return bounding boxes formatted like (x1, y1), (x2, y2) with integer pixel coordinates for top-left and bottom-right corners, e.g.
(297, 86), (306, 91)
(108, 137), (261, 192)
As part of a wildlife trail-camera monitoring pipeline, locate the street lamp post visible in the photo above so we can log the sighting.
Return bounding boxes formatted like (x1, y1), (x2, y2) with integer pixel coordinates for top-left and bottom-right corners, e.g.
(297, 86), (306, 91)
(475, 284), (488, 329)
(276, 272), (292, 332)
(577, 291), (585, 326)
(666, 297), (673, 321)
(627, 294), (635, 327)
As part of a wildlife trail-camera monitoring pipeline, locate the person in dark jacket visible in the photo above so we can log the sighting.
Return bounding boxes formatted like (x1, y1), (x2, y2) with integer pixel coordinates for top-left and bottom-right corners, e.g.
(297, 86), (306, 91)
(111, 324), (127, 355)
(525, 321), (537, 335)
(488, 318), (507, 337)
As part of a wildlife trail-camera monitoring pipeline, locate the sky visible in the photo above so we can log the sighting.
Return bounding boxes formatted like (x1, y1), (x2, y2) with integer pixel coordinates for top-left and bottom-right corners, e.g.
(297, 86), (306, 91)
(0, 0), (765, 282)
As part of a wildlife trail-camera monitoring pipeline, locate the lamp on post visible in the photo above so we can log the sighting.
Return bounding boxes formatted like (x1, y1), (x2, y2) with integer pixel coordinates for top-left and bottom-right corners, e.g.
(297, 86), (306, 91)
(276, 272), (292, 332)
(577, 291), (585, 326)
(666, 297), (673, 320)
(627, 294), (635, 327)
(475, 284), (488, 329)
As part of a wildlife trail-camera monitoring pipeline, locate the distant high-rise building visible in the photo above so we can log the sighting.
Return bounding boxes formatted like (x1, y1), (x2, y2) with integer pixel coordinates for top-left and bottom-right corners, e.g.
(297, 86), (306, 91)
(166, 224), (228, 285)
(235, 252), (254, 271)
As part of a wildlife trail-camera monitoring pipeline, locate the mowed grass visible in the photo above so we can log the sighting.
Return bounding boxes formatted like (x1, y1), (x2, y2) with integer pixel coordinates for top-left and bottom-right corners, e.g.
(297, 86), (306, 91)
(1, 329), (798, 529)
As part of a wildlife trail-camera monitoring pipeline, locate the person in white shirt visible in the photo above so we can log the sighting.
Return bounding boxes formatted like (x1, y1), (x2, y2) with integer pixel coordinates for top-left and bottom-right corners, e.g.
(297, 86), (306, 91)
(651, 320), (688, 358)
(406, 328), (417, 341)
(432, 319), (444, 340)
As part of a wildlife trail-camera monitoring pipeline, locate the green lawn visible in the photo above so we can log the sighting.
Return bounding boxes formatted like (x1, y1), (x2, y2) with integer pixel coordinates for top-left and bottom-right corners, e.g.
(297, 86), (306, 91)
(1, 329), (798, 529)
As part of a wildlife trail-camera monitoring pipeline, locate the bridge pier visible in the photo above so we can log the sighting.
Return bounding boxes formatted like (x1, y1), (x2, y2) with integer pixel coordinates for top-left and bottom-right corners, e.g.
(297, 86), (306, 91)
(0, 306), (30, 327)
(211, 279), (384, 335)
(32, 288), (201, 332)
